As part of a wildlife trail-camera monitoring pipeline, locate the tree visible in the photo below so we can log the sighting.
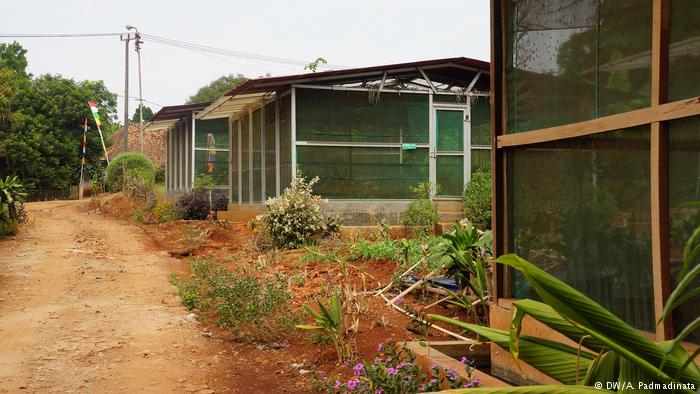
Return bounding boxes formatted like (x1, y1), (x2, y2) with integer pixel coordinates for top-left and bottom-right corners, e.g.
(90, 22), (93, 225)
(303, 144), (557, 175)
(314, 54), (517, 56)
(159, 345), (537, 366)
(0, 43), (118, 194)
(304, 57), (327, 73)
(131, 105), (154, 122)
(187, 74), (247, 103)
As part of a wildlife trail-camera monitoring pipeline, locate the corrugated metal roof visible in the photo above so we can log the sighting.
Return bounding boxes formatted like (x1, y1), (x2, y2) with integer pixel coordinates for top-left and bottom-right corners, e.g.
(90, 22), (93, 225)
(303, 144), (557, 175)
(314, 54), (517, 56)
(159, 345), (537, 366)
(148, 102), (211, 122)
(224, 56), (490, 97)
(195, 92), (268, 120)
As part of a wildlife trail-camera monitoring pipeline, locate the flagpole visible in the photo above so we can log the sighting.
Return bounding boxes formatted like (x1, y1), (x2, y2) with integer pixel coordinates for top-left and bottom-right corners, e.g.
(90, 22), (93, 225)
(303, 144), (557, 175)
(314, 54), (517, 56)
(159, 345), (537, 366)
(88, 101), (110, 164)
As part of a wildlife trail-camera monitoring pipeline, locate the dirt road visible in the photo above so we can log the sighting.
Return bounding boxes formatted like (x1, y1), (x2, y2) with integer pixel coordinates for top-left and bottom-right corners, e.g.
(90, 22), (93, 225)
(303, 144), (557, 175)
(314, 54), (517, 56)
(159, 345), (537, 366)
(0, 201), (231, 393)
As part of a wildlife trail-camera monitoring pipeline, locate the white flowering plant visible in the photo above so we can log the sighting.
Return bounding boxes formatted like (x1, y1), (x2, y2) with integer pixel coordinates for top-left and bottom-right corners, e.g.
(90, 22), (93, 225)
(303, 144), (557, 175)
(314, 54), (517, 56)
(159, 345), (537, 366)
(261, 174), (339, 249)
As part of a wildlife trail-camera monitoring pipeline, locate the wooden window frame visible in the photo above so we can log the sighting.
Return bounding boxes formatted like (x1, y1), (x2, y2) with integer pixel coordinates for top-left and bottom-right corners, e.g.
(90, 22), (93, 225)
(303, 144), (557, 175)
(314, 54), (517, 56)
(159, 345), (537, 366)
(490, 0), (695, 340)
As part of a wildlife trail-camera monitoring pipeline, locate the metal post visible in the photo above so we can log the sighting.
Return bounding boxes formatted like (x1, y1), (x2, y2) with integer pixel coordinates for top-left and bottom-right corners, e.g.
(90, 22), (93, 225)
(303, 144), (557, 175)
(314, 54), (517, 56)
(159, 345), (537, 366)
(135, 31), (144, 154)
(121, 31), (131, 152)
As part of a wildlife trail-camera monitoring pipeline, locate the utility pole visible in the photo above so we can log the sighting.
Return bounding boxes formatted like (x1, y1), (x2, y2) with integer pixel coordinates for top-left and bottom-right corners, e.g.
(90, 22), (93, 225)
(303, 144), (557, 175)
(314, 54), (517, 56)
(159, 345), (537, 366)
(121, 29), (132, 152)
(133, 28), (144, 154)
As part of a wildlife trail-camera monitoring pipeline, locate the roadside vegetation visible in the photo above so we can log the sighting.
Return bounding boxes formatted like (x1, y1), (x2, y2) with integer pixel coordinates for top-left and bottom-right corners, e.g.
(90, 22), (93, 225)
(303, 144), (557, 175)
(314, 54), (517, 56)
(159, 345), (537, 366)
(0, 175), (28, 236)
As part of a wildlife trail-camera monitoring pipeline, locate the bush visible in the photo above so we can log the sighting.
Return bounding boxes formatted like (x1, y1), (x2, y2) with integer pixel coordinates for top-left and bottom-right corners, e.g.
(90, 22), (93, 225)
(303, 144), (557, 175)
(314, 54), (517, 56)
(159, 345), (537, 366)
(401, 182), (439, 236)
(104, 152), (156, 192)
(0, 176), (28, 237)
(463, 171), (492, 230)
(212, 194), (229, 212)
(154, 165), (166, 184)
(261, 175), (338, 249)
(176, 191), (211, 220)
(152, 200), (183, 222)
(170, 257), (298, 342)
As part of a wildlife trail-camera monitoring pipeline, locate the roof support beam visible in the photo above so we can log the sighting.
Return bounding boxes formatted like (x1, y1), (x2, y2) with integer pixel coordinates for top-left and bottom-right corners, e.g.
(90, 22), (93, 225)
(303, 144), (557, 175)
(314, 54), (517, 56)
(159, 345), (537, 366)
(417, 67), (438, 94)
(378, 71), (387, 93)
(466, 70), (483, 93)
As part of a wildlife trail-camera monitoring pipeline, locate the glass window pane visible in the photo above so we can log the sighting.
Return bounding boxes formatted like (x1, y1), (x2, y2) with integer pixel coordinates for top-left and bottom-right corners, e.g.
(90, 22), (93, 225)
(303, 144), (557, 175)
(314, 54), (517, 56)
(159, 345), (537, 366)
(279, 94), (292, 191)
(471, 149), (491, 173)
(194, 150), (227, 186)
(508, 127), (654, 331)
(231, 120), (238, 202)
(669, 116), (700, 343)
(436, 110), (464, 152)
(471, 97), (490, 146)
(241, 114), (250, 202)
(252, 109), (262, 202)
(506, 0), (652, 132)
(437, 155), (464, 196)
(297, 146), (428, 199)
(669, 1), (700, 102)
(195, 118), (229, 149)
(296, 88), (429, 144)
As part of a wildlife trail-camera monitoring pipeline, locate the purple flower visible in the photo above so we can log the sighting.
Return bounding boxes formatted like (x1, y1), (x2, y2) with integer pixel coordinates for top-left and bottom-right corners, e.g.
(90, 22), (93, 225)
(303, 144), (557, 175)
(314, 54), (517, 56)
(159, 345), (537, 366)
(353, 363), (365, 376)
(376, 343), (383, 352)
(347, 378), (360, 390)
(460, 356), (469, 364)
(334, 380), (341, 389)
(375, 389), (384, 394)
(430, 364), (437, 370)
(446, 368), (459, 380)
(395, 296), (405, 305)
(396, 361), (412, 369)
(430, 377), (438, 384)
(473, 378), (481, 384)
(386, 367), (398, 376)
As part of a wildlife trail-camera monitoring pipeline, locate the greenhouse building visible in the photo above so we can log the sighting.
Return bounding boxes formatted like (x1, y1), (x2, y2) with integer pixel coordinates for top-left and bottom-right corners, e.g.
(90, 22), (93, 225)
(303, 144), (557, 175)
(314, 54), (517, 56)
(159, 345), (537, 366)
(489, 0), (700, 384)
(193, 57), (491, 223)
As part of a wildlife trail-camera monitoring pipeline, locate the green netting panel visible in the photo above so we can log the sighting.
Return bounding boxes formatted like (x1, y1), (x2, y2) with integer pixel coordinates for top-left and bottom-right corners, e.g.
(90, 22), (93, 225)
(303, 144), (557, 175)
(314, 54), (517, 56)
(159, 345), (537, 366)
(195, 118), (229, 149)
(436, 110), (463, 152)
(297, 146), (428, 199)
(279, 94), (292, 191)
(506, 0), (652, 133)
(669, 116), (700, 343)
(264, 102), (276, 199)
(296, 88), (429, 143)
(434, 94), (462, 104)
(252, 109), (262, 202)
(241, 114), (250, 202)
(231, 119), (239, 202)
(436, 156), (464, 196)
(508, 126), (653, 331)
(471, 96), (490, 146)
(471, 149), (491, 173)
(194, 150), (228, 186)
(669, 1), (700, 102)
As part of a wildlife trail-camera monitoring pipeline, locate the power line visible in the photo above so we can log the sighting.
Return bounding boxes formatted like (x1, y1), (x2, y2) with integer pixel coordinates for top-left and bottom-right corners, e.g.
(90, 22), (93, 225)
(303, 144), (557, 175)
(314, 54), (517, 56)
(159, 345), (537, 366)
(0, 33), (122, 38)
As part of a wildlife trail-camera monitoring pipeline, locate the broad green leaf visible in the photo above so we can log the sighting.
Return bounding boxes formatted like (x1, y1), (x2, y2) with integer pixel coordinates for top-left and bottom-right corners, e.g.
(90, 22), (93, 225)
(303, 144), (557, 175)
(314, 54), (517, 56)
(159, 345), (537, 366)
(429, 315), (595, 385)
(496, 254), (699, 389)
(437, 385), (612, 393)
(510, 304), (525, 370)
(513, 299), (606, 353)
(660, 264), (700, 322)
(583, 350), (619, 387)
(619, 356), (656, 393)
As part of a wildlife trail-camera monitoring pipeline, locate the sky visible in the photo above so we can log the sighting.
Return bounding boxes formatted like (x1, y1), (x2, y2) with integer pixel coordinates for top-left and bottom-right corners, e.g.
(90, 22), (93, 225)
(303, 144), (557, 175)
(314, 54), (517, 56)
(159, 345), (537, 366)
(1, 0), (491, 124)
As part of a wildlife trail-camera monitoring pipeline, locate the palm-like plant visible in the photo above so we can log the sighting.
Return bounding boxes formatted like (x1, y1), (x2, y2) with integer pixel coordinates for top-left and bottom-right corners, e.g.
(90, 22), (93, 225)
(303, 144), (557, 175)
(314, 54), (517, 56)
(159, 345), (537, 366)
(0, 176), (27, 235)
(296, 294), (349, 360)
(429, 226), (700, 393)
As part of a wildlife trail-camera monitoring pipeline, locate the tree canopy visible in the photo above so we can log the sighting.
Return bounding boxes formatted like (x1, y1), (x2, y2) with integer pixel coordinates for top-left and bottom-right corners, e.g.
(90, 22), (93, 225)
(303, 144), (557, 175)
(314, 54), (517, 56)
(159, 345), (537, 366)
(131, 105), (154, 122)
(187, 74), (247, 103)
(0, 41), (117, 195)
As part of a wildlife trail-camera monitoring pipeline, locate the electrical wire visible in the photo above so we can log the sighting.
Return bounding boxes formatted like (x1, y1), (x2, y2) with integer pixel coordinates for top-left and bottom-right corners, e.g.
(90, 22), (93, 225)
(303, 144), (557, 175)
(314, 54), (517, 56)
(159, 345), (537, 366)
(0, 33), (122, 38)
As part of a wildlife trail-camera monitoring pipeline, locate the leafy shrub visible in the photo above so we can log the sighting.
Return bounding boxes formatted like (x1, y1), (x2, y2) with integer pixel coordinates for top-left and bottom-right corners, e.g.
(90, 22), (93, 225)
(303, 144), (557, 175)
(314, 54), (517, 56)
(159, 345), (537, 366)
(176, 191), (211, 220)
(297, 295), (349, 360)
(104, 152), (156, 192)
(193, 174), (216, 190)
(463, 170), (492, 230)
(212, 194), (229, 212)
(152, 200), (183, 222)
(261, 175), (338, 249)
(401, 182), (439, 236)
(315, 340), (480, 393)
(0, 176), (28, 236)
(171, 257), (298, 342)
(154, 165), (166, 184)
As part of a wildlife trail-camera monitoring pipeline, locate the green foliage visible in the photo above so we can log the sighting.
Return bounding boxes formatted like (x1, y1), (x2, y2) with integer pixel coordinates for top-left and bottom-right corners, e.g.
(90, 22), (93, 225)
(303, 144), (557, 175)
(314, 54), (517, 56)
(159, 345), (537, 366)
(193, 174), (215, 190)
(187, 74), (247, 103)
(304, 57), (328, 72)
(315, 340), (480, 393)
(152, 200), (183, 223)
(430, 244), (700, 392)
(104, 152), (156, 192)
(171, 257), (298, 342)
(176, 191), (211, 220)
(131, 105), (154, 122)
(0, 175), (27, 236)
(402, 182), (439, 236)
(296, 294), (349, 360)
(463, 170), (492, 230)
(0, 42), (117, 195)
(430, 221), (492, 314)
(260, 174), (339, 249)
